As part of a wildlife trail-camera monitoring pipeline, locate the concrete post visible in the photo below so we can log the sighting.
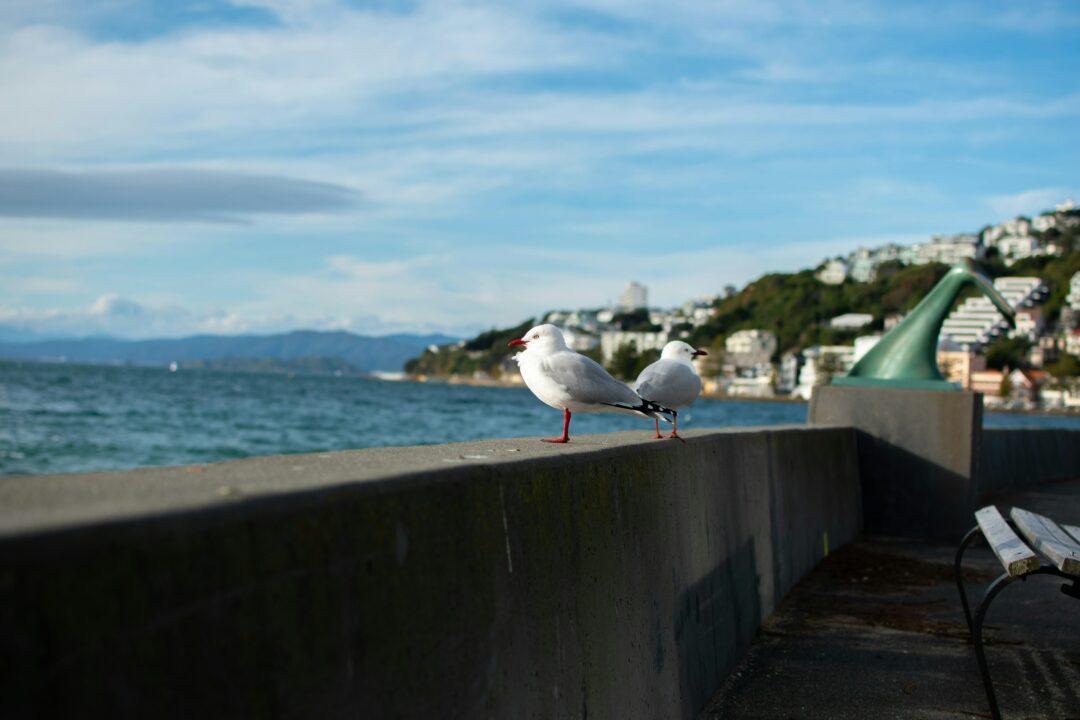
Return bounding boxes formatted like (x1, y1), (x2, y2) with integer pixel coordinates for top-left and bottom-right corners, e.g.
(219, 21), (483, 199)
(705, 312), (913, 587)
(809, 385), (983, 539)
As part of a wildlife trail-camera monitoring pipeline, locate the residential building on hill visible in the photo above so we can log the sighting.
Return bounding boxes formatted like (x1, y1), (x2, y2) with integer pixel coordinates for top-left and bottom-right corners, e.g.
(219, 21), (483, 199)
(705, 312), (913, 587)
(599, 330), (668, 364)
(853, 335), (882, 363)
(1012, 308), (1044, 342)
(816, 259), (848, 285)
(970, 369), (1005, 399)
(939, 276), (1047, 348)
(726, 330), (778, 368)
(777, 352), (801, 393)
(813, 202), (1074, 287)
(912, 233), (982, 266)
(830, 313), (874, 330)
(937, 338), (986, 390)
(1067, 272), (1080, 311)
(1007, 369), (1046, 406)
(795, 345), (855, 394)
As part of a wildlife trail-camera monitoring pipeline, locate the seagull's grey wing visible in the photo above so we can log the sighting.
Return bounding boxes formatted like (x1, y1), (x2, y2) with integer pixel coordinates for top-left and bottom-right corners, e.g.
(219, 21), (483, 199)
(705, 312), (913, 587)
(634, 360), (670, 400)
(542, 351), (641, 407)
(636, 361), (701, 407)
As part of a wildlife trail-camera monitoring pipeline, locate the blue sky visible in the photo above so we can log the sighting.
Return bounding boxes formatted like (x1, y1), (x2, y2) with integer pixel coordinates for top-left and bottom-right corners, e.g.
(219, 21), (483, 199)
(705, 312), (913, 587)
(0, 0), (1077, 339)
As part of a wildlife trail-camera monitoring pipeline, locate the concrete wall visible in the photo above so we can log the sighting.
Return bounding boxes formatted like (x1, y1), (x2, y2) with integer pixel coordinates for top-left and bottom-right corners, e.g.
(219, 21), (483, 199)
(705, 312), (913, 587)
(0, 426), (861, 720)
(978, 428), (1080, 494)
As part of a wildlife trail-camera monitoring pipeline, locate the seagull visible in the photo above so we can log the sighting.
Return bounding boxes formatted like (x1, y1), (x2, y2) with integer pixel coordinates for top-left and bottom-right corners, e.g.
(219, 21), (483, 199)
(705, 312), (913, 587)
(634, 341), (707, 439)
(508, 324), (670, 443)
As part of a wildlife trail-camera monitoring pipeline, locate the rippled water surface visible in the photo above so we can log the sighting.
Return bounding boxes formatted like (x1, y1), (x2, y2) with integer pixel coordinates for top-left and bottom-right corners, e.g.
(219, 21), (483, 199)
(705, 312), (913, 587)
(1, 360), (1077, 476)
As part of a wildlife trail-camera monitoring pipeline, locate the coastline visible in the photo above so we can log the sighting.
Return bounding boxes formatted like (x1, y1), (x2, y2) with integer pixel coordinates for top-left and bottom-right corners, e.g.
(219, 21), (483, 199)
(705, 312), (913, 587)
(398, 373), (1080, 414)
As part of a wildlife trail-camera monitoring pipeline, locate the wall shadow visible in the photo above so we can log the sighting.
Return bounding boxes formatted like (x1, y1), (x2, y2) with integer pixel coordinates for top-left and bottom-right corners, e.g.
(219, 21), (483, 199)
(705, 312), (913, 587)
(673, 538), (761, 720)
(856, 431), (974, 539)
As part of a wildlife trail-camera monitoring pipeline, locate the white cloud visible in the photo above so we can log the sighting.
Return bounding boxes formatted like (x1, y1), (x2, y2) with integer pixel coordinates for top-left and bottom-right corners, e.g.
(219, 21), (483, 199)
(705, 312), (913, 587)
(984, 187), (1076, 221)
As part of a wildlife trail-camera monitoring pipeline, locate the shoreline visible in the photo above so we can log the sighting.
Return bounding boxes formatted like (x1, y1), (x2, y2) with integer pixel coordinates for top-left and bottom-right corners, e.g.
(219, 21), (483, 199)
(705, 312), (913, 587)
(400, 374), (1080, 415)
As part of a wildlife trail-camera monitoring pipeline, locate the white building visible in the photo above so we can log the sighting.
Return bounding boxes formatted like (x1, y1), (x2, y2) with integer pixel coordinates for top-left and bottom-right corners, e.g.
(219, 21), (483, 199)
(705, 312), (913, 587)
(777, 352), (801, 393)
(830, 313), (874, 330)
(682, 298), (717, 327)
(995, 235), (1042, 265)
(912, 234), (982, 266)
(816, 259), (849, 285)
(1066, 272), (1080, 311)
(939, 276), (1047, 348)
(1032, 214), (1056, 233)
(999, 217), (1032, 238)
(1011, 309), (1043, 342)
(1066, 330), (1080, 357)
(618, 281), (648, 310)
(723, 375), (775, 398)
(794, 345), (856, 396)
(848, 248), (876, 283)
(853, 335), (882, 363)
(560, 328), (599, 352)
(599, 330), (669, 363)
(846, 244), (905, 283)
(725, 329), (778, 368)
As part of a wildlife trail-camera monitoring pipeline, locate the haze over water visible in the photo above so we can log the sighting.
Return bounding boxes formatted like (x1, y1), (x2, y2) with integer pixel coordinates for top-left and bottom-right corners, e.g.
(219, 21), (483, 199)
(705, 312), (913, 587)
(1, 361), (1076, 477)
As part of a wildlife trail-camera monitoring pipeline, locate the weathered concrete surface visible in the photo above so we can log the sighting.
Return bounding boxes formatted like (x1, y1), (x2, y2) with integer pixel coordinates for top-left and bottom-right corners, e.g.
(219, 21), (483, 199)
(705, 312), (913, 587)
(702, 477), (1080, 720)
(809, 385), (982, 539)
(979, 428), (1080, 494)
(0, 425), (861, 720)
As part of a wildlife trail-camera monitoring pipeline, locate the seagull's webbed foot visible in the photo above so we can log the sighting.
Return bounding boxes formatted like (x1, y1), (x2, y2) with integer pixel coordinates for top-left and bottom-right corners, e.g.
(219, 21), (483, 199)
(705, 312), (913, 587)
(543, 408), (571, 443)
(665, 412), (685, 442)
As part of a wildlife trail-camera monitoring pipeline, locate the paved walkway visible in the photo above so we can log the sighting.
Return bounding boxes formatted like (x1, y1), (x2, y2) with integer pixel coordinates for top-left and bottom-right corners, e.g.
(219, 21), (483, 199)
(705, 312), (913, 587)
(702, 478), (1080, 720)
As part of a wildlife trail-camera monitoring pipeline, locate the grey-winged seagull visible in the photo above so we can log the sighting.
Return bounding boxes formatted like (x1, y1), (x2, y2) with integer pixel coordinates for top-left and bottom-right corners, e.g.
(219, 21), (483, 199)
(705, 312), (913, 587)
(634, 340), (707, 439)
(508, 324), (669, 443)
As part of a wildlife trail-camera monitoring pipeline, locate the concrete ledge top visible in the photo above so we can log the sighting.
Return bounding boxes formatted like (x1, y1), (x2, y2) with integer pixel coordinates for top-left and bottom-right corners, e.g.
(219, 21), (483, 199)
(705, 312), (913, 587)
(0, 424), (831, 539)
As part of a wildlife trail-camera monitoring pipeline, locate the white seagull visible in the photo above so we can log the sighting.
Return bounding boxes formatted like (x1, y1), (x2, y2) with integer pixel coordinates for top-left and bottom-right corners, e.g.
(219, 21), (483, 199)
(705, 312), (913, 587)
(508, 324), (670, 443)
(634, 341), (707, 439)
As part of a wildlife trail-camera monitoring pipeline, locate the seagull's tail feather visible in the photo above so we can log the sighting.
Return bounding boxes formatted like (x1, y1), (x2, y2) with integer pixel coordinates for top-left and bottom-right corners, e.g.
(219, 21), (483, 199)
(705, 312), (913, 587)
(603, 399), (674, 423)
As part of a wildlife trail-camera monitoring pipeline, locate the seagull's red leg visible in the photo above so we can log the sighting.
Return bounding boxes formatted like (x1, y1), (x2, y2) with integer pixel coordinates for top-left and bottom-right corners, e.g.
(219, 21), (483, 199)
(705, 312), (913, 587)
(667, 411), (681, 439)
(653, 417), (662, 439)
(542, 408), (571, 443)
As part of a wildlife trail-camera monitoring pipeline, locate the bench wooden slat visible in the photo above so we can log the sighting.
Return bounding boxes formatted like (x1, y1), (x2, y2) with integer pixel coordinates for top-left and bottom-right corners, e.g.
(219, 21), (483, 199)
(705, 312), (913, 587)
(975, 506), (1040, 577)
(1063, 524), (1080, 547)
(1009, 507), (1080, 577)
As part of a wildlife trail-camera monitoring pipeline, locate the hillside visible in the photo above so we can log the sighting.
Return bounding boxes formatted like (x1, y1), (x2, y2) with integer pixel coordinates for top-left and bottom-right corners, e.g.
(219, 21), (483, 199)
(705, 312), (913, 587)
(406, 248), (1080, 379)
(0, 330), (458, 373)
(686, 261), (952, 353)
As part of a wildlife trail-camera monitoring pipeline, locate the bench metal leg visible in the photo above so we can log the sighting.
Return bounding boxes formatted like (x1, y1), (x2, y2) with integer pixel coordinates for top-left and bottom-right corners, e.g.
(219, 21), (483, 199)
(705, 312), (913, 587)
(970, 566), (1072, 720)
(954, 524), (982, 634)
(972, 571), (1015, 720)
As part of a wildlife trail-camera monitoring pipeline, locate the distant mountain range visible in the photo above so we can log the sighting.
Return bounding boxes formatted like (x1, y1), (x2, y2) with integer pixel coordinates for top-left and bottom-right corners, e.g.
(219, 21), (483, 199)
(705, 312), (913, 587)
(0, 329), (459, 373)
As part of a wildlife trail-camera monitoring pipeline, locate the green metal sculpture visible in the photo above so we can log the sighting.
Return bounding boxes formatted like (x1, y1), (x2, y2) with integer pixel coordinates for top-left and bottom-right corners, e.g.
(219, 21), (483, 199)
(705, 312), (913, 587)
(834, 260), (1016, 391)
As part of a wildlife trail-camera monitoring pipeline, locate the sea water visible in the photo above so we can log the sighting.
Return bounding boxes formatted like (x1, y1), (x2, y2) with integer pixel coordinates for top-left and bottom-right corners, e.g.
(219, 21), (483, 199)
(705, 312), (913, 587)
(1, 360), (1077, 476)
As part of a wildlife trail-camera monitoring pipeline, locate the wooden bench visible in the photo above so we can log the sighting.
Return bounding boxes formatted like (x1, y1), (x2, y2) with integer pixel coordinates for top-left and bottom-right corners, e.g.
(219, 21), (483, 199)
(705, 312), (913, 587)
(954, 505), (1080, 720)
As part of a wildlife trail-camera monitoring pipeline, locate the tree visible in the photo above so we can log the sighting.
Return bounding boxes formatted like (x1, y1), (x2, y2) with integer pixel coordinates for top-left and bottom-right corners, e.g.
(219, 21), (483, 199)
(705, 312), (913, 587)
(608, 341), (641, 380)
(985, 337), (1031, 371)
(816, 352), (845, 385)
(696, 337), (727, 378)
(1045, 352), (1080, 378)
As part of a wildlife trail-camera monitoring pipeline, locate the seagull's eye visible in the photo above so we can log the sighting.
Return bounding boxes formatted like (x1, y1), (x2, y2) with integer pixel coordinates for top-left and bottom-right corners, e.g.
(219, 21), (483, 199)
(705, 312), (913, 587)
(533, 334), (539, 339)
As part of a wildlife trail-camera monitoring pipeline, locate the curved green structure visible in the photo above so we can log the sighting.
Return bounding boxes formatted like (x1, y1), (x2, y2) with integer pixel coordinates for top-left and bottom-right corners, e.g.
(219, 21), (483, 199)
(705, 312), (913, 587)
(834, 261), (1016, 391)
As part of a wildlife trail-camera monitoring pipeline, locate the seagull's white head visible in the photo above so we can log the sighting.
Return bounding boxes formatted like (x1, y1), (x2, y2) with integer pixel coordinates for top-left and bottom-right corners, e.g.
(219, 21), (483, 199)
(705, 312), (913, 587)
(661, 340), (708, 365)
(508, 323), (568, 355)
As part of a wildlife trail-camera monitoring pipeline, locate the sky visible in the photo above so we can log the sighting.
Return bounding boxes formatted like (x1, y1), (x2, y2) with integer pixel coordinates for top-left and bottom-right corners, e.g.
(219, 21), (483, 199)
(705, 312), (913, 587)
(0, 0), (1078, 340)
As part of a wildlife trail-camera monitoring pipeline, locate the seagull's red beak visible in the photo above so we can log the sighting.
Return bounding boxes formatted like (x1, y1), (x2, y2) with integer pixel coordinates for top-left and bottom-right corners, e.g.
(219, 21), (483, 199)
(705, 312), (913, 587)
(692, 349), (708, 357)
(508, 339), (527, 348)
